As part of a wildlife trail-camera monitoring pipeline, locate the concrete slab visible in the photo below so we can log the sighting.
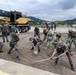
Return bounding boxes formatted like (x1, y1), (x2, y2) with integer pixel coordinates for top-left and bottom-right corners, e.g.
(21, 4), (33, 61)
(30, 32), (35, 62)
(0, 70), (10, 75)
(0, 59), (60, 75)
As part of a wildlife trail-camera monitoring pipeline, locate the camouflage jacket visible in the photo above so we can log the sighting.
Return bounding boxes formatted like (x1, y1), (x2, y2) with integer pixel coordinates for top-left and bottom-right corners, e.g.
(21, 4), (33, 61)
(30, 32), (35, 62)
(43, 28), (48, 35)
(51, 36), (60, 46)
(11, 32), (19, 42)
(1, 25), (8, 33)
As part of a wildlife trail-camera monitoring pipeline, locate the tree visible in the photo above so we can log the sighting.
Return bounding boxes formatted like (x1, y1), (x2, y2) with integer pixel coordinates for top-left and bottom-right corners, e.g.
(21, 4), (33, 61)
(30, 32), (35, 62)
(58, 21), (65, 26)
(67, 22), (74, 27)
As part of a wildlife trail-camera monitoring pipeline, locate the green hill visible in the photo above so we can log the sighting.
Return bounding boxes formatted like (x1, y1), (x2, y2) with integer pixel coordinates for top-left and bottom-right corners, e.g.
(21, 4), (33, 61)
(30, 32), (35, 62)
(28, 16), (46, 23)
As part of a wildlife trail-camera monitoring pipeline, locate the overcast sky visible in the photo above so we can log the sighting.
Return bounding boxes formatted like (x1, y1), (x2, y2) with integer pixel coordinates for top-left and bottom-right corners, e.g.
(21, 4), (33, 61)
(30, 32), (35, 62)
(0, 0), (76, 21)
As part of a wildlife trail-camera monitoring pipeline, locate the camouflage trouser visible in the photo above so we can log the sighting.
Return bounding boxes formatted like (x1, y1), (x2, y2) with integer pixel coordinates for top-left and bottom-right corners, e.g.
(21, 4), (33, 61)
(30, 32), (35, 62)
(8, 42), (19, 55)
(0, 42), (3, 51)
(73, 38), (76, 49)
(33, 43), (40, 53)
(47, 42), (55, 56)
(2, 34), (9, 42)
(31, 39), (41, 53)
(34, 32), (40, 38)
(43, 35), (47, 42)
(55, 52), (74, 70)
(69, 38), (76, 49)
(37, 44), (40, 52)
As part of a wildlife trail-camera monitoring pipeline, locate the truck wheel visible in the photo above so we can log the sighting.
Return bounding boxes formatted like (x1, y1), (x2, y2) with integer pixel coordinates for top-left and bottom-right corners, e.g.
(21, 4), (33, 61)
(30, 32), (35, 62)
(25, 27), (28, 32)
(0, 32), (2, 36)
(22, 27), (26, 33)
(18, 27), (22, 33)
(19, 29), (22, 33)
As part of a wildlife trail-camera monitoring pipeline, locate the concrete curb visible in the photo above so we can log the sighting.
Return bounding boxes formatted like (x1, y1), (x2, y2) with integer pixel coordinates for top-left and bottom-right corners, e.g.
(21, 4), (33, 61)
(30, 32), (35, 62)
(0, 59), (60, 75)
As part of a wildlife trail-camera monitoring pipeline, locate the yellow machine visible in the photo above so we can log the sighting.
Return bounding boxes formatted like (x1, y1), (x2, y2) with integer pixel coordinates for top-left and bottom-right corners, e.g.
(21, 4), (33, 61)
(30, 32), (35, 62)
(0, 18), (10, 24)
(0, 10), (31, 32)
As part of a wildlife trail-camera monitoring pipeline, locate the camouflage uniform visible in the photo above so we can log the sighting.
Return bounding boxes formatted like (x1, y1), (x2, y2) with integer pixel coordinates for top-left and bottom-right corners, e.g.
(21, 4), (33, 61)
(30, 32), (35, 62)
(45, 23), (50, 31)
(29, 36), (42, 53)
(34, 27), (40, 38)
(51, 24), (53, 30)
(68, 30), (76, 49)
(43, 27), (48, 42)
(47, 32), (53, 47)
(8, 27), (20, 59)
(0, 42), (3, 53)
(1, 23), (9, 42)
(53, 41), (75, 71)
(54, 23), (56, 30)
(48, 33), (61, 55)
(46, 32), (54, 55)
(52, 33), (61, 48)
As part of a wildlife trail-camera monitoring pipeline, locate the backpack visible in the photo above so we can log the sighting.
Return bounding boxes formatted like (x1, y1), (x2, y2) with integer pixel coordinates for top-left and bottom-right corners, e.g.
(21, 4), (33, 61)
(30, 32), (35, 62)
(47, 36), (53, 41)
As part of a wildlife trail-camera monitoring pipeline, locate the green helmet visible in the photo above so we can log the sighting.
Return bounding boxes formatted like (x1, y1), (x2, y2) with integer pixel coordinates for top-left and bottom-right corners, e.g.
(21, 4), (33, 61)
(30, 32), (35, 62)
(56, 33), (61, 38)
(48, 32), (53, 36)
(68, 29), (72, 32)
(57, 41), (64, 47)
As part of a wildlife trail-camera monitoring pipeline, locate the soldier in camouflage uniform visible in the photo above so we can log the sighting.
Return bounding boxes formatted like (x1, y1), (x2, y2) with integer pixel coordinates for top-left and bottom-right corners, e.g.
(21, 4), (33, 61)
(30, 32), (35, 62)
(1, 22), (9, 43)
(54, 23), (56, 30)
(51, 24), (53, 30)
(43, 25), (48, 42)
(34, 27), (40, 38)
(52, 33), (62, 48)
(50, 41), (76, 71)
(47, 33), (61, 56)
(8, 27), (20, 59)
(29, 36), (42, 53)
(45, 23), (50, 31)
(46, 32), (53, 46)
(46, 31), (54, 55)
(68, 30), (76, 49)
